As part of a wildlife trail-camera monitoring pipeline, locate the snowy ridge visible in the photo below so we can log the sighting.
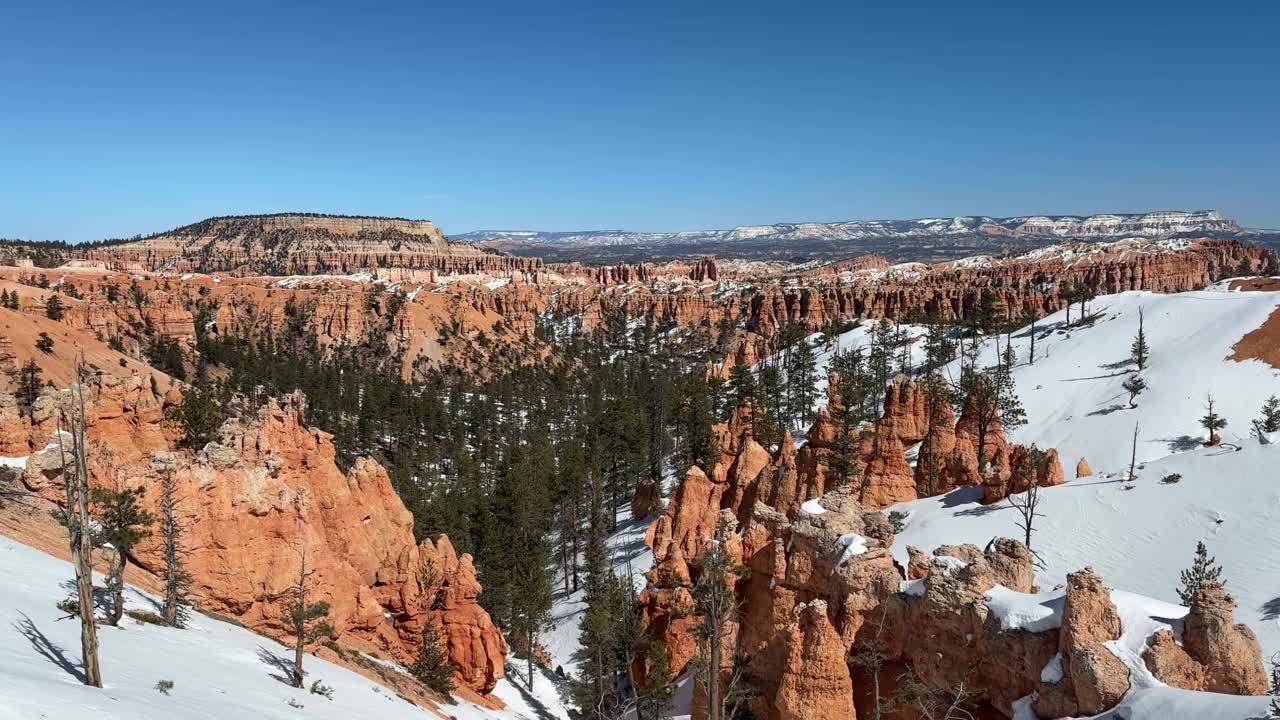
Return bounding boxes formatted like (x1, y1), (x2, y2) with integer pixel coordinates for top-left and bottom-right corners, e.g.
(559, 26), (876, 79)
(456, 211), (1243, 249)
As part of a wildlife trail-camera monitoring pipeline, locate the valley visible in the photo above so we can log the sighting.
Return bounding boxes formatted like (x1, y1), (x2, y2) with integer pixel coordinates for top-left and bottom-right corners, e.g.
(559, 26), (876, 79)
(0, 215), (1278, 720)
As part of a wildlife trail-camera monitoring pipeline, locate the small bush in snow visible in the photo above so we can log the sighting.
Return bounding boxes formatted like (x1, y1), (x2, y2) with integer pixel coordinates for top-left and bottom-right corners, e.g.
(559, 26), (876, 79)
(154, 679), (174, 695)
(1160, 473), (1182, 485)
(127, 609), (168, 626)
(56, 597), (80, 618)
(309, 680), (334, 700)
(887, 510), (908, 534)
(286, 698), (304, 709)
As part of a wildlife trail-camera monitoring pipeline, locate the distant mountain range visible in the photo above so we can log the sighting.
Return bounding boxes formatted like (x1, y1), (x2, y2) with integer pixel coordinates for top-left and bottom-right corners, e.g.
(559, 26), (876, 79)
(456, 210), (1273, 264)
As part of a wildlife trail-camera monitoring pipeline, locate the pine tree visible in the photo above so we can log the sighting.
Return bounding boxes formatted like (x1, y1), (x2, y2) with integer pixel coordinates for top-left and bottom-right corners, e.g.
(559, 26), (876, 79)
(282, 542), (334, 688)
(1122, 374), (1146, 408)
(35, 331), (54, 353)
(1177, 541), (1225, 606)
(410, 624), (457, 697)
(995, 345), (1027, 434)
(169, 388), (222, 449)
(784, 337), (818, 426)
(1253, 394), (1280, 437)
(636, 641), (675, 720)
(923, 320), (956, 374)
(1199, 394), (1227, 445)
(15, 359), (43, 416)
(1130, 306), (1149, 370)
(90, 486), (154, 625)
(45, 293), (64, 320)
(693, 518), (749, 720)
(868, 320), (896, 415)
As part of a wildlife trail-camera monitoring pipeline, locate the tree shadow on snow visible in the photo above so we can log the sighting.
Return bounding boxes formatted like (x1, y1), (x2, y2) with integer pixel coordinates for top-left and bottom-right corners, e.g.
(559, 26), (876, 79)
(1260, 597), (1280, 621)
(1159, 435), (1203, 453)
(1059, 371), (1131, 382)
(12, 612), (86, 683)
(256, 644), (297, 685)
(955, 503), (1006, 518)
(1097, 357), (1135, 371)
(501, 664), (563, 720)
(58, 578), (112, 617)
(940, 486), (985, 508)
(1087, 404), (1128, 417)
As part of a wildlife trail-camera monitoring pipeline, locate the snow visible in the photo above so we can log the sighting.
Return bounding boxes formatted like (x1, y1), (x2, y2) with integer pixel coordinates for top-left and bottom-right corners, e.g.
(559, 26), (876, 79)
(983, 586), (1065, 633)
(800, 498), (826, 515)
(542, 501), (653, 677)
(885, 289), (1280, 657)
(1106, 590), (1188, 690)
(1040, 653), (1064, 684)
(0, 535), (568, 719)
(832, 533), (869, 567)
(484, 278), (511, 291)
(0, 455), (27, 470)
(1093, 686), (1274, 719)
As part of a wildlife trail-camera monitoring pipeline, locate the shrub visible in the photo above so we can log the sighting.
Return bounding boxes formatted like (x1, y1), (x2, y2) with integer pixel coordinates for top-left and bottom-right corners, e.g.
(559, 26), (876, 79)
(1160, 473), (1183, 485)
(127, 609), (168, 626)
(309, 680), (334, 699)
(155, 679), (174, 695)
(887, 510), (908, 534)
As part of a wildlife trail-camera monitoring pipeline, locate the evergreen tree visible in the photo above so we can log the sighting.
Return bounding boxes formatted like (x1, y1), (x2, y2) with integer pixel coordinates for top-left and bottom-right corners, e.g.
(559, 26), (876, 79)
(784, 337), (818, 426)
(1199, 394), (1227, 445)
(636, 641), (675, 720)
(169, 388), (223, 449)
(1253, 394), (1280, 437)
(923, 320), (956, 374)
(44, 293), (64, 320)
(1177, 541), (1225, 606)
(868, 320), (896, 416)
(281, 544), (334, 688)
(1122, 374), (1146, 408)
(994, 344), (1027, 434)
(90, 486), (155, 625)
(15, 358), (43, 416)
(1131, 306), (1149, 370)
(35, 331), (54, 353)
(692, 518), (750, 720)
(410, 624), (457, 697)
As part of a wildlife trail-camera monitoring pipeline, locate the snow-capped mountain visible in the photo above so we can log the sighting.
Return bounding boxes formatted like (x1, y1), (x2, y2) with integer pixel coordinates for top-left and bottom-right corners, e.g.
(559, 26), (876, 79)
(457, 211), (1261, 265)
(456, 211), (1243, 249)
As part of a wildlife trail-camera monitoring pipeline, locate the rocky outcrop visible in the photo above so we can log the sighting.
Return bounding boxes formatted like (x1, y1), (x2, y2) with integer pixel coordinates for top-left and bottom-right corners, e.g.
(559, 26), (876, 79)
(1036, 569), (1129, 718)
(9, 379), (507, 695)
(774, 600), (855, 720)
(1143, 582), (1270, 696)
(640, 408), (1267, 719)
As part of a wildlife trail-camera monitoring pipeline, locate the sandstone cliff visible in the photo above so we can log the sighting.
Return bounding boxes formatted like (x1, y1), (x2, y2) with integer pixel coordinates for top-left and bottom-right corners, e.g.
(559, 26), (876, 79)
(6, 376), (507, 696)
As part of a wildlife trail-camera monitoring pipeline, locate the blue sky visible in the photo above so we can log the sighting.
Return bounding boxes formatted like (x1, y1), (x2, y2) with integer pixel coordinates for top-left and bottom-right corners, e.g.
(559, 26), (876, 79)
(2, 1), (1276, 241)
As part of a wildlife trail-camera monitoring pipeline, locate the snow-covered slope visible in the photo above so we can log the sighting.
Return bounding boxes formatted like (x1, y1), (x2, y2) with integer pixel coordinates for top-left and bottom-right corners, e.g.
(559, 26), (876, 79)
(0, 535), (568, 720)
(888, 288), (1280, 659)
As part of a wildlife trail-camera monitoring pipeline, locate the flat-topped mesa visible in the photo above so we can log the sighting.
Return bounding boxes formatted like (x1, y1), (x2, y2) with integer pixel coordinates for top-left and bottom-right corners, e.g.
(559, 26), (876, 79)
(77, 213), (544, 277)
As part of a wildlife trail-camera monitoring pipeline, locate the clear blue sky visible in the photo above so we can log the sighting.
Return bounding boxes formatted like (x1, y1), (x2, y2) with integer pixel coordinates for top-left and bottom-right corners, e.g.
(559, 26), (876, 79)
(2, 1), (1276, 241)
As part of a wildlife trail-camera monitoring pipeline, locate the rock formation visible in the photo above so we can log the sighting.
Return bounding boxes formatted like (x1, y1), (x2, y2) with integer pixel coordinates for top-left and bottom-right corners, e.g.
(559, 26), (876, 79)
(7, 377), (507, 695)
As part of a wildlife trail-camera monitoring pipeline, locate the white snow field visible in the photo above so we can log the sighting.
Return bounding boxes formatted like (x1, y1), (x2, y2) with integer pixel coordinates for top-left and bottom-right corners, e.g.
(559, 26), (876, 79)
(0, 535), (570, 720)
(888, 289), (1280, 656)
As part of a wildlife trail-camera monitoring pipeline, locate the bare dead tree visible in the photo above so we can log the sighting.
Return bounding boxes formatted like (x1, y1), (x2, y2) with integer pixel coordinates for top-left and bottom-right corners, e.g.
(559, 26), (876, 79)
(1128, 422), (1140, 483)
(56, 366), (103, 687)
(1007, 445), (1047, 553)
